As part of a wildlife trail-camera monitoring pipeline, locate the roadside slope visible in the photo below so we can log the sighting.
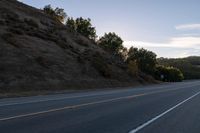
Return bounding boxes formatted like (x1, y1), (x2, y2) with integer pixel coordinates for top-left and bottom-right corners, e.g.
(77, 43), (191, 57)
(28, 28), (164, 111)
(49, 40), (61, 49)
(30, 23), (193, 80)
(0, 0), (152, 92)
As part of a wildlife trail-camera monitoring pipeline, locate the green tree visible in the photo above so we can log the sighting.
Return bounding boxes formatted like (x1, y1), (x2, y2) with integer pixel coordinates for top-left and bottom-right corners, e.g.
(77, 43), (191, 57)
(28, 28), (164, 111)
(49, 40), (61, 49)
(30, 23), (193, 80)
(127, 47), (157, 74)
(66, 17), (76, 31)
(98, 32), (124, 54)
(118, 47), (128, 61)
(128, 60), (139, 76)
(43, 5), (67, 23)
(66, 17), (97, 40)
(43, 5), (55, 16)
(155, 65), (184, 82)
(76, 17), (96, 40)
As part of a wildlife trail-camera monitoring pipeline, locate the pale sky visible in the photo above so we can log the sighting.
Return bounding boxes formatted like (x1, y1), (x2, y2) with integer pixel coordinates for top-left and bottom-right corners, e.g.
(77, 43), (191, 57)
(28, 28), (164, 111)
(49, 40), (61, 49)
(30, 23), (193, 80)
(19, 0), (200, 58)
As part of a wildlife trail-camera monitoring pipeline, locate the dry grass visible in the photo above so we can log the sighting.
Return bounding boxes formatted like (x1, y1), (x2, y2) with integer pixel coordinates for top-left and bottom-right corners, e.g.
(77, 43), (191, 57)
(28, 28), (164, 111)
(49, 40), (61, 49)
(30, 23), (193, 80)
(1, 32), (21, 48)
(24, 18), (39, 28)
(92, 52), (112, 78)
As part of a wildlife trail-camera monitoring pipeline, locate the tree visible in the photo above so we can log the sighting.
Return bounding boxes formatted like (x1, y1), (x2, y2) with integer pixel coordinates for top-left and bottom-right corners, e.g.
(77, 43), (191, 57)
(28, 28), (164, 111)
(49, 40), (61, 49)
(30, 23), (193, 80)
(66, 17), (97, 40)
(98, 32), (124, 54)
(66, 17), (76, 31)
(127, 47), (157, 74)
(43, 5), (67, 23)
(155, 65), (184, 82)
(43, 5), (55, 16)
(128, 60), (139, 76)
(118, 47), (128, 61)
(76, 17), (96, 40)
(54, 7), (67, 22)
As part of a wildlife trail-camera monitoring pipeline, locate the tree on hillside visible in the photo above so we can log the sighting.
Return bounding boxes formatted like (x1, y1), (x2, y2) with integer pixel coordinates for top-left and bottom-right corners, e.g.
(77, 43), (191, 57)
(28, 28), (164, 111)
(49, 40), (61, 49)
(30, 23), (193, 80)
(155, 65), (184, 82)
(76, 17), (97, 40)
(66, 17), (97, 40)
(127, 47), (157, 74)
(66, 17), (76, 31)
(157, 57), (200, 79)
(118, 47), (128, 61)
(98, 32), (124, 54)
(43, 5), (67, 23)
(128, 60), (139, 76)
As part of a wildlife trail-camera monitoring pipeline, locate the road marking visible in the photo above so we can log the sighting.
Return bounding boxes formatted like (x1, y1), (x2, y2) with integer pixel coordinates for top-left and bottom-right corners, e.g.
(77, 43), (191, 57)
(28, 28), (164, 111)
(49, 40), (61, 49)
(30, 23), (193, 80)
(128, 90), (200, 133)
(0, 87), (185, 122)
(0, 83), (197, 107)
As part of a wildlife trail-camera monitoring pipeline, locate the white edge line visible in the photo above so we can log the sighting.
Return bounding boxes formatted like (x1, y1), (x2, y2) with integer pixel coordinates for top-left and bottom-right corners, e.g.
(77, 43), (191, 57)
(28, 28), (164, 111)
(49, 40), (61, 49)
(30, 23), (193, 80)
(128, 90), (200, 133)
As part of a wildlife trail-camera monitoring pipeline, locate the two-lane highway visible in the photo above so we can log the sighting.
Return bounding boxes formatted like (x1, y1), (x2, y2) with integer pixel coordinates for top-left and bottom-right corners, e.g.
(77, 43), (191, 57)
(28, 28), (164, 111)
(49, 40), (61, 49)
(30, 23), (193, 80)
(0, 80), (200, 133)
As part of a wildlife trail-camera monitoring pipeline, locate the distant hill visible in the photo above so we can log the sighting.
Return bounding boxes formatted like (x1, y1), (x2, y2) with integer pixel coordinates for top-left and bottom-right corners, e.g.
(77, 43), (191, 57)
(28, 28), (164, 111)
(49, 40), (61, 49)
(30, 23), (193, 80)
(157, 56), (200, 79)
(0, 0), (155, 92)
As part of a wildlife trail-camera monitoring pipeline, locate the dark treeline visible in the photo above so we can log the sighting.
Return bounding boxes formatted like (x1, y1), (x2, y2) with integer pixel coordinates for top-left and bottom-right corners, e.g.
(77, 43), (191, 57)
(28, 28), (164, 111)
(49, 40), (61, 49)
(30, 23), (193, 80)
(42, 5), (184, 82)
(158, 56), (200, 80)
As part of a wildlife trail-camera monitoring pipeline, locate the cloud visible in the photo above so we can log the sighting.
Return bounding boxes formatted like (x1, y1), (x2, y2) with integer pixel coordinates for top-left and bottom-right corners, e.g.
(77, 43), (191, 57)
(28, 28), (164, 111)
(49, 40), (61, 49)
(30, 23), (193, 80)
(124, 36), (200, 49)
(170, 36), (200, 47)
(123, 36), (200, 58)
(175, 24), (200, 30)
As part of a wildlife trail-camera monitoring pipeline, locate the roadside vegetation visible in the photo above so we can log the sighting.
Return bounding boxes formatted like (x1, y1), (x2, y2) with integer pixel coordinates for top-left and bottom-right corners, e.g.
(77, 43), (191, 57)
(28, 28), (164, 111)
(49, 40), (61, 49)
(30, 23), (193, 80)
(42, 5), (185, 82)
(158, 57), (200, 80)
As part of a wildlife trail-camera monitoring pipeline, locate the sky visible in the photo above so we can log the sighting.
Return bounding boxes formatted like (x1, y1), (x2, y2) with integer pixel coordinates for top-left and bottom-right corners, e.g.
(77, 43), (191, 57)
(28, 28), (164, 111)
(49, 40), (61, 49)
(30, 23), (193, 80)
(19, 0), (200, 58)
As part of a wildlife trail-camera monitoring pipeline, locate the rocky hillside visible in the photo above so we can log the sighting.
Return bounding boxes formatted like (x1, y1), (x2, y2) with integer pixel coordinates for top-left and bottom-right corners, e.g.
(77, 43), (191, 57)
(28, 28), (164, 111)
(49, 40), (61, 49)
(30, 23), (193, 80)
(0, 0), (150, 92)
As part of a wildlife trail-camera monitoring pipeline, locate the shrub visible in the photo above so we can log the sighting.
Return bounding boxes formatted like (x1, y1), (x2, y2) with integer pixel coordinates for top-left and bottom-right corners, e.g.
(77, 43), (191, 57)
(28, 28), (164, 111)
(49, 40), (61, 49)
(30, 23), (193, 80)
(98, 32), (124, 53)
(40, 20), (49, 26)
(55, 40), (69, 49)
(24, 18), (39, 28)
(1, 33), (20, 48)
(0, 20), (5, 25)
(4, 12), (20, 23)
(76, 36), (89, 47)
(92, 53), (112, 78)
(128, 60), (139, 76)
(127, 47), (157, 75)
(43, 5), (67, 23)
(35, 56), (50, 68)
(8, 28), (24, 35)
(66, 17), (97, 40)
(155, 65), (184, 82)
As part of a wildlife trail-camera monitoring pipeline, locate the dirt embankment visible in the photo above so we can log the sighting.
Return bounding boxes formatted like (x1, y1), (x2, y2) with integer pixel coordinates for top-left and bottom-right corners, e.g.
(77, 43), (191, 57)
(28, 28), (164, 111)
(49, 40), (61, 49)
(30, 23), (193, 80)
(0, 0), (156, 95)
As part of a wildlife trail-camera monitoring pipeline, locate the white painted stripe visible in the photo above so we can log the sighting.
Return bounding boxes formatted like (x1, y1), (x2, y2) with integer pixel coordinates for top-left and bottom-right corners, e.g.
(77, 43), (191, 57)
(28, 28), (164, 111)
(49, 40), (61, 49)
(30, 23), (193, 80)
(128, 90), (200, 133)
(0, 87), (183, 122)
(0, 83), (197, 107)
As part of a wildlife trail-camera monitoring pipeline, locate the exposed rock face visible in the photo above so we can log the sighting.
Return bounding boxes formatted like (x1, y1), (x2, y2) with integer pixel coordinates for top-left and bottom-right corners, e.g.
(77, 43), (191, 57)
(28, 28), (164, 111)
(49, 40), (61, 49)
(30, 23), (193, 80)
(0, 0), (146, 92)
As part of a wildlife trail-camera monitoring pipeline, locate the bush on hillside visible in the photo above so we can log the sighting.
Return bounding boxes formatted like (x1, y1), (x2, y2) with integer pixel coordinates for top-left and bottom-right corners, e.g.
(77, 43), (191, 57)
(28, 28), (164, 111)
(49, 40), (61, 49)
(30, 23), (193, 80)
(43, 5), (67, 23)
(92, 53), (112, 78)
(155, 65), (184, 82)
(127, 47), (157, 75)
(98, 32), (124, 54)
(24, 18), (39, 28)
(66, 17), (97, 40)
(127, 60), (139, 76)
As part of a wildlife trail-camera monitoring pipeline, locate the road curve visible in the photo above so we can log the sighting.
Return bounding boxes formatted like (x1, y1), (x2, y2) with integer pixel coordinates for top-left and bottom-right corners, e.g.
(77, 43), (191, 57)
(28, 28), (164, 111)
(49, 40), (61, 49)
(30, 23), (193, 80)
(0, 80), (200, 133)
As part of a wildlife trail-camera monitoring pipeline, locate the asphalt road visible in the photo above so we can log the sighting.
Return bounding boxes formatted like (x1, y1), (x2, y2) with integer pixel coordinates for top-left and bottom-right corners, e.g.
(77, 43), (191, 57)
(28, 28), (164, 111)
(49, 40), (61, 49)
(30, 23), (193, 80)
(0, 80), (200, 133)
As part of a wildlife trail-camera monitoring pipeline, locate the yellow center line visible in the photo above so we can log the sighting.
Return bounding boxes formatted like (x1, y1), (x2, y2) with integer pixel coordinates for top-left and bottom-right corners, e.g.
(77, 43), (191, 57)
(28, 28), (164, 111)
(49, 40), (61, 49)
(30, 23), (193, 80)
(0, 87), (185, 122)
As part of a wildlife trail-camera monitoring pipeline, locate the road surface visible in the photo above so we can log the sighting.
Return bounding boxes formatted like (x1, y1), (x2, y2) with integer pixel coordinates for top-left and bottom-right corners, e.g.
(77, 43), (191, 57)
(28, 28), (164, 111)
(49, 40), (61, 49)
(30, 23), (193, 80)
(0, 80), (200, 133)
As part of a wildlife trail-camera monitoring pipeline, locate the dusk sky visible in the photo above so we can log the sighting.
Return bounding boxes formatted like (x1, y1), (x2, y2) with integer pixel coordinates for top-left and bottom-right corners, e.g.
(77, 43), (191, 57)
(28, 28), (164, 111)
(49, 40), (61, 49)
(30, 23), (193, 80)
(19, 0), (200, 58)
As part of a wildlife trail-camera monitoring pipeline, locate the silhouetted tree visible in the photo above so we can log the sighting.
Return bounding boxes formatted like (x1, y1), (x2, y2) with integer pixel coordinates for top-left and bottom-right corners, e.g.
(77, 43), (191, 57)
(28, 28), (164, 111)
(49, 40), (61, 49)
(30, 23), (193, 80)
(127, 47), (157, 74)
(128, 60), (139, 76)
(66, 17), (97, 40)
(98, 32), (124, 54)
(43, 5), (67, 22)
(66, 17), (76, 31)
(155, 65), (184, 82)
